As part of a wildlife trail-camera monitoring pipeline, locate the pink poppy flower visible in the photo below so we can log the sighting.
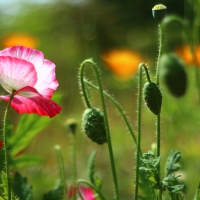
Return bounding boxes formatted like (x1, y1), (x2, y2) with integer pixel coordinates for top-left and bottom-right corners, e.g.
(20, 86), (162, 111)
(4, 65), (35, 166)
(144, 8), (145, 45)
(77, 187), (97, 200)
(0, 46), (61, 118)
(68, 186), (97, 200)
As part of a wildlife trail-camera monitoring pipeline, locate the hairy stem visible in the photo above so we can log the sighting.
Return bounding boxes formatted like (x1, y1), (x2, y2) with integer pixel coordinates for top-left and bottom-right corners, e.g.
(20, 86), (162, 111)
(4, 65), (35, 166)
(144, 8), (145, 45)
(84, 79), (138, 148)
(80, 59), (119, 200)
(155, 24), (164, 200)
(3, 90), (15, 200)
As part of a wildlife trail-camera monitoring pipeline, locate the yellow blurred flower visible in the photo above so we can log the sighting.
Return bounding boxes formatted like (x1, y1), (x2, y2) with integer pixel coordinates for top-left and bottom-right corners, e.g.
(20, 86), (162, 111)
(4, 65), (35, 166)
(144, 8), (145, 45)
(2, 33), (38, 49)
(101, 49), (144, 80)
(176, 45), (200, 66)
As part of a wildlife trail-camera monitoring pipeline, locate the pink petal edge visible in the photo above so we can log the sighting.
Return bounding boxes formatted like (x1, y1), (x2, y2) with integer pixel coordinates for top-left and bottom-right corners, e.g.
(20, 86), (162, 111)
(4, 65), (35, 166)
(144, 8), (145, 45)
(0, 46), (44, 70)
(0, 87), (61, 118)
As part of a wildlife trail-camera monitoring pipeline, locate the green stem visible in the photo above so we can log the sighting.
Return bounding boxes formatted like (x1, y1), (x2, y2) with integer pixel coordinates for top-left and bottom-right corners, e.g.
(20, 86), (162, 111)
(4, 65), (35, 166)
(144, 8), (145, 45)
(84, 80), (138, 149)
(55, 145), (67, 200)
(80, 59), (119, 200)
(156, 24), (164, 86)
(71, 134), (77, 187)
(134, 63), (152, 199)
(134, 64), (143, 200)
(76, 179), (107, 200)
(155, 24), (164, 200)
(3, 90), (15, 200)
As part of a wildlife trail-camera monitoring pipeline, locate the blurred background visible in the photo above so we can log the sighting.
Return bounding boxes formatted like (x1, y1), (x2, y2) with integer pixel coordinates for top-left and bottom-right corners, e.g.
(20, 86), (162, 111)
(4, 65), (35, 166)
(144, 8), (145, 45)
(0, 0), (199, 199)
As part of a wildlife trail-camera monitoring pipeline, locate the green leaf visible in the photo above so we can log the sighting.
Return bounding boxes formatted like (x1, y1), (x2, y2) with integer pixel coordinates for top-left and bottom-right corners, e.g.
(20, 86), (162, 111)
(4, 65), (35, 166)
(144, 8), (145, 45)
(87, 151), (96, 185)
(10, 154), (44, 169)
(12, 172), (33, 200)
(43, 182), (63, 200)
(165, 150), (181, 177)
(0, 171), (8, 200)
(194, 183), (200, 200)
(139, 151), (160, 189)
(9, 114), (52, 156)
(162, 150), (186, 197)
(87, 151), (102, 189)
(8, 94), (63, 157)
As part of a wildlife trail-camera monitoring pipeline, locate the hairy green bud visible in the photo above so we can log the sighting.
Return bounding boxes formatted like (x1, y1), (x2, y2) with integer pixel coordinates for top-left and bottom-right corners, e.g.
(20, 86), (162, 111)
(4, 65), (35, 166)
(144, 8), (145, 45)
(82, 107), (107, 145)
(159, 53), (187, 97)
(143, 82), (162, 115)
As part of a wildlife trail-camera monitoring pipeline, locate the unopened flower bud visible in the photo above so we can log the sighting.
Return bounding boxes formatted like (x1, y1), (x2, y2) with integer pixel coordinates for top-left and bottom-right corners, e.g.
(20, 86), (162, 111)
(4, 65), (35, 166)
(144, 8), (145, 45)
(159, 53), (187, 97)
(143, 81), (162, 115)
(152, 4), (167, 23)
(82, 107), (107, 145)
(65, 118), (77, 135)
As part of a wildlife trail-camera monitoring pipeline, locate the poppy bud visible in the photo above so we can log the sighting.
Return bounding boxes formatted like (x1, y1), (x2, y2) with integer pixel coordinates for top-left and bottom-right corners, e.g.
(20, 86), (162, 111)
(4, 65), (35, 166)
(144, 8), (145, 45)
(65, 118), (77, 135)
(159, 53), (187, 97)
(143, 82), (162, 115)
(152, 4), (167, 24)
(82, 108), (107, 145)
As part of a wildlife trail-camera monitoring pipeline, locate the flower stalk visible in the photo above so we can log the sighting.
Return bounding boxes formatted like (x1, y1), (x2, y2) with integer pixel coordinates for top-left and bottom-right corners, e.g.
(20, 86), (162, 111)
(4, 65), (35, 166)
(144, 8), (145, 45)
(80, 59), (119, 200)
(3, 90), (15, 200)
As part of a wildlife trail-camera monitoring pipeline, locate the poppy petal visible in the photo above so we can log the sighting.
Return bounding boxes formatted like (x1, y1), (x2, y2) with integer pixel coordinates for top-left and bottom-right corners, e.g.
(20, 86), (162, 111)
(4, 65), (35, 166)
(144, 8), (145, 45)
(0, 46), (44, 70)
(34, 59), (59, 98)
(0, 56), (37, 93)
(0, 86), (61, 118)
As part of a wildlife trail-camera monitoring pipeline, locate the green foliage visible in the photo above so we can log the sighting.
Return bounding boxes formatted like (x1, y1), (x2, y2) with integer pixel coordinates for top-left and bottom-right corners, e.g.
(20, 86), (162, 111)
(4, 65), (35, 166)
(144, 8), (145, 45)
(139, 151), (161, 189)
(0, 171), (8, 200)
(43, 181), (63, 200)
(162, 150), (186, 197)
(9, 114), (53, 156)
(194, 183), (200, 200)
(87, 151), (102, 190)
(0, 172), (19, 200)
(12, 172), (33, 200)
(10, 155), (44, 169)
(9, 94), (62, 157)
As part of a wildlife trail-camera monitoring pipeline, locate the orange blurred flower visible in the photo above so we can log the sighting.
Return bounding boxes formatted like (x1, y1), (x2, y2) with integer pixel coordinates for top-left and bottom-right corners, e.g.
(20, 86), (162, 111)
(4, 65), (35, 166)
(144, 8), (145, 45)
(2, 33), (38, 49)
(176, 45), (200, 66)
(101, 49), (144, 80)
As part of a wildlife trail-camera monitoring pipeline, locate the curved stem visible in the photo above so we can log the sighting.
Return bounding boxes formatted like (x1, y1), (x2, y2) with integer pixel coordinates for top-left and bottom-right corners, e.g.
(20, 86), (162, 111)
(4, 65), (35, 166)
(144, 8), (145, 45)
(134, 64), (144, 200)
(3, 90), (15, 200)
(79, 61), (92, 108)
(80, 59), (119, 200)
(84, 79), (138, 149)
(76, 179), (107, 200)
(142, 64), (151, 83)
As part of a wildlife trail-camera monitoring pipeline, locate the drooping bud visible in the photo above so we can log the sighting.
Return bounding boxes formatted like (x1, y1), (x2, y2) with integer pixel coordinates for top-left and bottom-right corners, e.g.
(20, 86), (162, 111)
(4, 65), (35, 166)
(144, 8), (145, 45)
(159, 53), (187, 97)
(82, 107), (107, 145)
(152, 4), (167, 23)
(65, 118), (77, 135)
(143, 81), (162, 115)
